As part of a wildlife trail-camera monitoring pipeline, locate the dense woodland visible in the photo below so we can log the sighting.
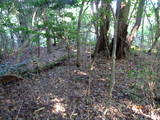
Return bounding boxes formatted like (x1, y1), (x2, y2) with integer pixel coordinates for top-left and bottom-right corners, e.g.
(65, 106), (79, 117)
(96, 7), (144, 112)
(0, 0), (160, 119)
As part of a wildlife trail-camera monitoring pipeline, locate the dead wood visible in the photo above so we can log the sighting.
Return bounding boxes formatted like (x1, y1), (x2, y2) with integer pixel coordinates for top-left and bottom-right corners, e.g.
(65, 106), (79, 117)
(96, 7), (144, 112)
(0, 74), (24, 85)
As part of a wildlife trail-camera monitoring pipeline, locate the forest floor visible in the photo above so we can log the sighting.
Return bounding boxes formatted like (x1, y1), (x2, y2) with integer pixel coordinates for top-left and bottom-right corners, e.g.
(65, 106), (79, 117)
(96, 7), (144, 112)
(0, 45), (160, 120)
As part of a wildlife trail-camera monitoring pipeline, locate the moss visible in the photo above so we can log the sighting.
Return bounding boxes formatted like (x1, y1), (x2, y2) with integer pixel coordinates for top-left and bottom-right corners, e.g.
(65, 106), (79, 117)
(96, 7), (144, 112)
(31, 53), (75, 73)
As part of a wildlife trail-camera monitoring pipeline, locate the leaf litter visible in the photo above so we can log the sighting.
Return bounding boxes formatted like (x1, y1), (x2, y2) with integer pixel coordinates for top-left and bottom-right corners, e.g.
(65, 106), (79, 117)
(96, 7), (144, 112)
(0, 46), (160, 120)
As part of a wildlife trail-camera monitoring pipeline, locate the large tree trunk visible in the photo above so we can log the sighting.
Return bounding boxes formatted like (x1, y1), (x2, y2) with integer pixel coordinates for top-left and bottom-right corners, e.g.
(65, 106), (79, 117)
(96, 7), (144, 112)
(116, 24), (129, 58)
(16, 0), (31, 47)
(95, 1), (131, 59)
(110, 2), (130, 58)
(94, 1), (110, 57)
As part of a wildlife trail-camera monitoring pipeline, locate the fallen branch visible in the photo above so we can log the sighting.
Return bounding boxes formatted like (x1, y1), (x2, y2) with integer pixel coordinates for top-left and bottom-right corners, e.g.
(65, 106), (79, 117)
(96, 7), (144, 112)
(0, 54), (75, 84)
(0, 74), (24, 85)
(27, 53), (75, 74)
(0, 53), (75, 77)
(15, 100), (24, 120)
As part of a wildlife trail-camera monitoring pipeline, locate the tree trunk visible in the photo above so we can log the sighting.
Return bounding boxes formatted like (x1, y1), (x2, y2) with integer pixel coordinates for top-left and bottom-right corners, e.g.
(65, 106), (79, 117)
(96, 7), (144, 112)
(42, 8), (52, 54)
(46, 28), (52, 54)
(148, 1), (160, 53)
(103, 0), (121, 117)
(53, 38), (56, 46)
(11, 31), (15, 52)
(36, 35), (40, 57)
(94, 1), (131, 59)
(17, 1), (30, 47)
(94, 1), (110, 57)
(110, 2), (130, 58)
(141, 15), (145, 49)
(110, 0), (120, 106)
(19, 15), (29, 46)
(76, 0), (85, 67)
(116, 24), (129, 58)
(91, 0), (100, 47)
(128, 0), (146, 44)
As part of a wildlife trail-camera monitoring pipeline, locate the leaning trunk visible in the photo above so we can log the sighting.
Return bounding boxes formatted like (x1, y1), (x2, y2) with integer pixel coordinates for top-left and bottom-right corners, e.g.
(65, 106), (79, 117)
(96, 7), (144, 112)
(128, 0), (145, 44)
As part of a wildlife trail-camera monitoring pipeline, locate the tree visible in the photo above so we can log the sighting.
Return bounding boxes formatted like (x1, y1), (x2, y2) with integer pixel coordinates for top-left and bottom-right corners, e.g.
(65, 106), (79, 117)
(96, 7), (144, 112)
(103, 0), (121, 117)
(94, 0), (146, 58)
(110, 1), (131, 58)
(148, 0), (160, 53)
(93, 0), (130, 58)
(42, 8), (52, 54)
(128, 0), (146, 44)
(76, 0), (85, 67)
(94, 0), (110, 57)
(15, 0), (33, 47)
(110, 0), (120, 106)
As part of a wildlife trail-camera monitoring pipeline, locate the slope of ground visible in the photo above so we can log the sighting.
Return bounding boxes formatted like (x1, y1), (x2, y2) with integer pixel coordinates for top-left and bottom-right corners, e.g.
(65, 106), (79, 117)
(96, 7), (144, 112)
(0, 47), (159, 120)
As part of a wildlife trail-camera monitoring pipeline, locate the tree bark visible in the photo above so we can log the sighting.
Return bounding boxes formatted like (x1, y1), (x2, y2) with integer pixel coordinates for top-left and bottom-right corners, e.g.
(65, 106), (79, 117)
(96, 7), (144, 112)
(110, 0), (120, 104)
(18, 15), (29, 46)
(148, 1), (160, 53)
(103, 0), (121, 117)
(16, 0), (31, 47)
(110, 2), (130, 58)
(36, 35), (40, 57)
(141, 14), (145, 49)
(145, 10), (154, 46)
(42, 8), (52, 54)
(76, 0), (85, 67)
(128, 0), (146, 44)
(46, 28), (52, 54)
(94, 1), (110, 57)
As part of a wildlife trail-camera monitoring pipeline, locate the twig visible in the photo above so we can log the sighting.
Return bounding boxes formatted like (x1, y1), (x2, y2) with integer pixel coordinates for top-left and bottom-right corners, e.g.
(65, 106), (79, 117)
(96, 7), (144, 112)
(70, 105), (76, 119)
(15, 100), (24, 120)
(34, 107), (45, 113)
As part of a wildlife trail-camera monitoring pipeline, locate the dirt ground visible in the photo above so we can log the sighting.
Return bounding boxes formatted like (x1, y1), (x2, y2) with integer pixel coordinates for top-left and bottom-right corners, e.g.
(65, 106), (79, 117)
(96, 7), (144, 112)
(0, 46), (159, 120)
